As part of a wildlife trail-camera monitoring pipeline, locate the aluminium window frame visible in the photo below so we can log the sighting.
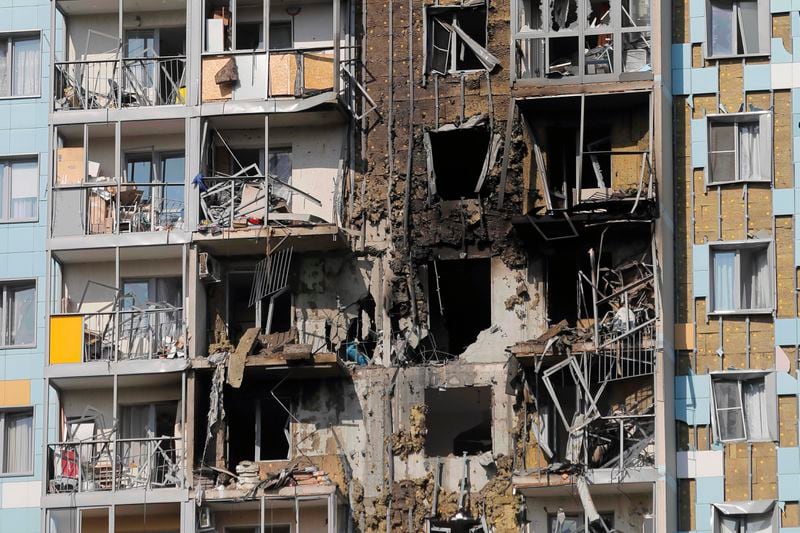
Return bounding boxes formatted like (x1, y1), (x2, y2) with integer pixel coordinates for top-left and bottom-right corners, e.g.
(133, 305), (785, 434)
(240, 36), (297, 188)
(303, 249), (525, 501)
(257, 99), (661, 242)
(704, 0), (770, 59)
(0, 155), (39, 223)
(510, 0), (653, 85)
(423, 3), (490, 76)
(0, 406), (35, 477)
(202, 0), (268, 54)
(0, 30), (42, 99)
(710, 370), (778, 444)
(705, 111), (772, 186)
(708, 239), (774, 316)
(0, 278), (37, 349)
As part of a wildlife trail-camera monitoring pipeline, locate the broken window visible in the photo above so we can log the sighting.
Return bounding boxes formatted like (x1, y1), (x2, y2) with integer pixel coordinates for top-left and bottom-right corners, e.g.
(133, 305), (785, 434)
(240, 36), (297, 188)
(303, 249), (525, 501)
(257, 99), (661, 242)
(707, 0), (768, 57)
(712, 501), (778, 532)
(427, 122), (494, 200)
(707, 113), (772, 184)
(226, 387), (292, 469)
(710, 241), (772, 314)
(269, 21), (293, 49)
(515, 0), (651, 80)
(204, 0), (265, 52)
(427, 258), (491, 355)
(424, 387), (492, 456)
(425, 4), (498, 74)
(711, 373), (777, 443)
(547, 511), (615, 533)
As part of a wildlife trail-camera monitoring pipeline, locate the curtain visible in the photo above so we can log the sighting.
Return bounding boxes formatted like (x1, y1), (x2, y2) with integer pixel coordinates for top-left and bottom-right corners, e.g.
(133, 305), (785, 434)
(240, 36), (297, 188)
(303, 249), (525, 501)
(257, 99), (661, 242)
(11, 37), (39, 96)
(4, 411), (32, 473)
(743, 380), (769, 440)
(10, 160), (37, 220)
(739, 122), (761, 181)
(7, 284), (34, 346)
(0, 39), (8, 97)
(713, 251), (736, 311)
(749, 248), (770, 310)
(709, 0), (735, 56)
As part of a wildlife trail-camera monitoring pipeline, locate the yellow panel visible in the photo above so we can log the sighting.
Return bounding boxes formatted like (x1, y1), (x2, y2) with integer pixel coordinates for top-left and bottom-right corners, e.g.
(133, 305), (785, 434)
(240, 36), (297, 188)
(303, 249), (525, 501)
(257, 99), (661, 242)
(49, 315), (83, 364)
(0, 379), (30, 407)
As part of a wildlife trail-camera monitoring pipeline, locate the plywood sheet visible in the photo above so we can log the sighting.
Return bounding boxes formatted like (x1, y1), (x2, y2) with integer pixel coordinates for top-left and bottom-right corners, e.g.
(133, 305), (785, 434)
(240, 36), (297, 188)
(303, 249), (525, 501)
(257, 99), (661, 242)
(269, 53), (297, 97)
(303, 51), (334, 92)
(202, 56), (234, 102)
(49, 315), (83, 365)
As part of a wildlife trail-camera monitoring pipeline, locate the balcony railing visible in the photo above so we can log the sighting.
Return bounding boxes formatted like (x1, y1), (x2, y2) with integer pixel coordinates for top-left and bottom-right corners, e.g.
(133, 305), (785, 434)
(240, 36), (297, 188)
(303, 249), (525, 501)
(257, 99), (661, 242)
(587, 414), (655, 474)
(51, 183), (185, 237)
(49, 307), (184, 365)
(54, 56), (187, 111)
(47, 437), (183, 494)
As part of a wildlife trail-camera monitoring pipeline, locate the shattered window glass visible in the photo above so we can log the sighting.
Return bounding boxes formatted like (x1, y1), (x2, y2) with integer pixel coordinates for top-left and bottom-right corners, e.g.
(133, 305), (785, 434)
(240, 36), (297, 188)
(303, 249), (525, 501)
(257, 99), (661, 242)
(585, 0), (611, 28)
(622, 32), (650, 72)
(622, 0), (650, 26)
(551, 0), (578, 31)
(520, 0), (544, 31)
(713, 380), (746, 441)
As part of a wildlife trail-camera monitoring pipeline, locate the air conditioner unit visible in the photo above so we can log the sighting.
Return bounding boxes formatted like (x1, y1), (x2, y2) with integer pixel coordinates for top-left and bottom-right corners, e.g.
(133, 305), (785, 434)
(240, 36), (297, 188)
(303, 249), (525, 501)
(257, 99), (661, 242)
(198, 252), (221, 283)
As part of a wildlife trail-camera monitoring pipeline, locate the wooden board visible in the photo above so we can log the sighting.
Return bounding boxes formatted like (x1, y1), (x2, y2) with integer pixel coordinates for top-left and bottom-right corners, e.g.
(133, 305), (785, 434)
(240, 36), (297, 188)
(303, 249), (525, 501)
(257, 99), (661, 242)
(202, 56), (234, 102)
(228, 327), (260, 388)
(303, 51), (334, 92)
(269, 53), (297, 97)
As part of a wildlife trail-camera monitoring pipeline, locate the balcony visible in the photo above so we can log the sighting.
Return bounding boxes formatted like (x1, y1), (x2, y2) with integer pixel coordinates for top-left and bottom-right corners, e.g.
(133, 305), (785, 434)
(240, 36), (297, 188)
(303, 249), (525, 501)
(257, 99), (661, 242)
(47, 437), (184, 494)
(53, 0), (188, 112)
(201, 47), (339, 104)
(51, 120), (187, 243)
(54, 56), (187, 111)
(50, 307), (185, 365)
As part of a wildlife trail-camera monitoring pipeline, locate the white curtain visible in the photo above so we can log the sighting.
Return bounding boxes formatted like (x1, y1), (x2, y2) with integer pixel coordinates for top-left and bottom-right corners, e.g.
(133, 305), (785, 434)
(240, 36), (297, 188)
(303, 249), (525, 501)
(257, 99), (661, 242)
(749, 248), (770, 310)
(10, 160), (37, 220)
(11, 37), (39, 96)
(4, 412), (32, 473)
(8, 284), (35, 346)
(714, 251), (736, 311)
(743, 380), (769, 440)
(739, 122), (761, 181)
(0, 39), (7, 97)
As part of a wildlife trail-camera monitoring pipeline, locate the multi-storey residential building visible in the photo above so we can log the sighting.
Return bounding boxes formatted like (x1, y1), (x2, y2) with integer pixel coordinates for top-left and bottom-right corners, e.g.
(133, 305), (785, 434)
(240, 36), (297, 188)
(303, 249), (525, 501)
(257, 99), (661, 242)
(0, 0), (51, 531)
(672, 1), (800, 532)
(37, 0), (677, 532)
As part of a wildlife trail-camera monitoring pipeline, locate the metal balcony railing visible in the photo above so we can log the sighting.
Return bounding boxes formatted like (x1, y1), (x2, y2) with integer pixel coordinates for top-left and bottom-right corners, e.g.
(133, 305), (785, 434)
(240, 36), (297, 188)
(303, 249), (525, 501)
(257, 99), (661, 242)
(54, 56), (187, 111)
(588, 414), (655, 474)
(52, 183), (185, 237)
(47, 437), (183, 494)
(596, 317), (657, 382)
(49, 307), (184, 364)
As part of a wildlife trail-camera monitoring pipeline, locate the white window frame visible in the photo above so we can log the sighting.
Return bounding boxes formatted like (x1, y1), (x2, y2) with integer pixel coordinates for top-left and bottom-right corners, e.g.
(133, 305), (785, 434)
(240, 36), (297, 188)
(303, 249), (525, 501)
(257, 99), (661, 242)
(711, 501), (779, 533)
(0, 31), (42, 99)
(705, 0), (770, 59)
(710, 371), (777, 444)
(424, 5), (489, 76)
(0, 279), (37, 348)
(0, 407), (34, 476)
(0, 156), (39, 223)
(708, 240), (774, 315)
(706, 112), (772, 185)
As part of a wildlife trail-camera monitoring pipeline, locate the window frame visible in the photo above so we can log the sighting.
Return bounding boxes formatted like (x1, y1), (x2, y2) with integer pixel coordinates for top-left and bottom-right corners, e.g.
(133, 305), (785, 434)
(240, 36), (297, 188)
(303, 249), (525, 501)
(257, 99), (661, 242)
(546, 511), (615, 532)
(705, 0), (770, 59)
(424, 4), (490, 76)
(708, 239), (774, 316)
(510, 0), (653, 84)
(0, 279), (37, 349)
(0, 155), (39, 223)
(706, 111), (772, 186)
(711, 501), (779, 532)
(710, 371), (777, 444)
(0, 407), (35, 477)
(0, 30), (42, 99)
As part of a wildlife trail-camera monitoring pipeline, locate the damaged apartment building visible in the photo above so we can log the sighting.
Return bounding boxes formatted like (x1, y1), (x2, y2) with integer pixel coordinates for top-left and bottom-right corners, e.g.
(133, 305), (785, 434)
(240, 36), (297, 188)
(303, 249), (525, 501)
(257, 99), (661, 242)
(34, 0), (677, 532)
